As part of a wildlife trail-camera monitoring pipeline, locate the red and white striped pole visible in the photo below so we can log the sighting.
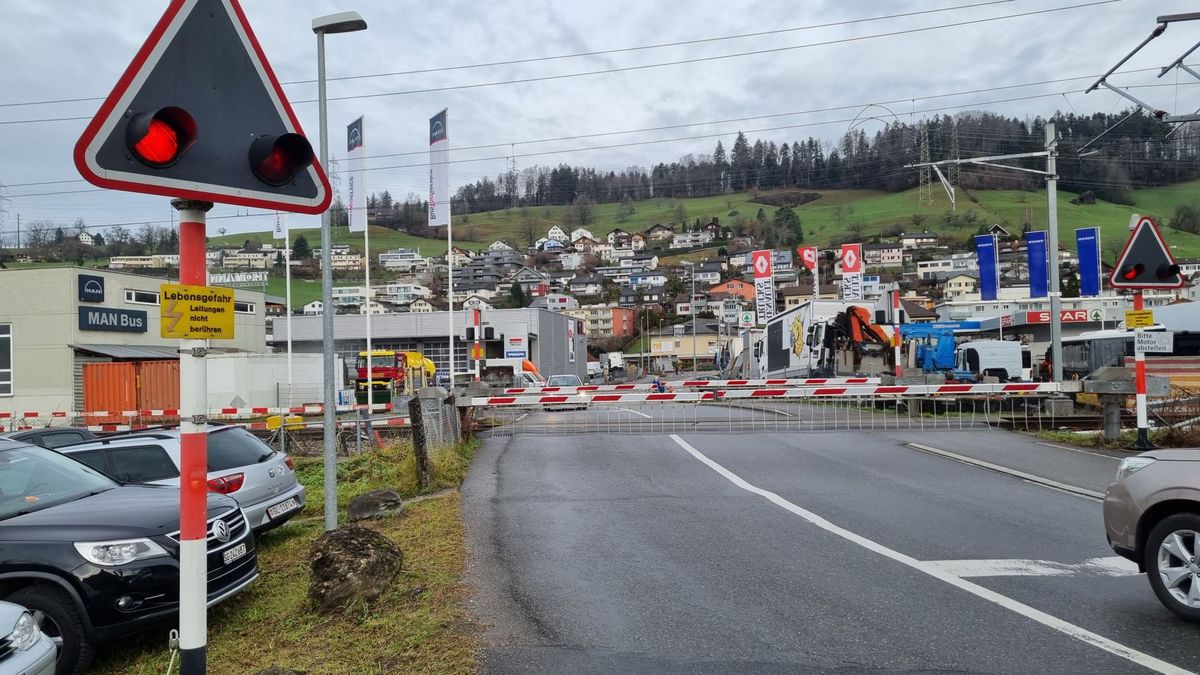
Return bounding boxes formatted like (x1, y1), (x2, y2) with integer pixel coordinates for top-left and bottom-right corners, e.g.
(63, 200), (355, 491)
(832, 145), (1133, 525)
(173, 199), (211, 674)
(1132, 290), (1154, 450)
(892, 288), (902, 377)
(472, 308), (482, 382)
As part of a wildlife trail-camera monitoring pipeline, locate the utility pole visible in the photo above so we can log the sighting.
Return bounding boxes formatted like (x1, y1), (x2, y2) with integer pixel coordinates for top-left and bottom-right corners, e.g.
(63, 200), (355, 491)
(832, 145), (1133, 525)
(691, 274), (697, 374)
(1045, 122), (1063, 382)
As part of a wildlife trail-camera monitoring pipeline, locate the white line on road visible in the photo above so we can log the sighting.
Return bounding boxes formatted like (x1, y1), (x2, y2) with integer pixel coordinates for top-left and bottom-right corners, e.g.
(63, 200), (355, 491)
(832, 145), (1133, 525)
(905, 442), (1105, 501)
(925, 556), (1140, 578)
(618, 408), (653, 419)
(1036, 441), (1121, 461)
(668, 434), (1190, 675)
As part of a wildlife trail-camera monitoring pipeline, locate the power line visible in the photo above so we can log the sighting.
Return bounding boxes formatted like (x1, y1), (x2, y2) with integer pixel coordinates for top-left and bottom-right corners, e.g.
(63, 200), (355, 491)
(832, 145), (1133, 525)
(0, 0), (1118, 125)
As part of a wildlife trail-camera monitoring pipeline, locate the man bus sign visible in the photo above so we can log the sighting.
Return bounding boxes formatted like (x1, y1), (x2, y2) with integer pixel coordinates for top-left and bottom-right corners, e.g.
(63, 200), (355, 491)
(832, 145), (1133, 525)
(160, 284), (235, 339)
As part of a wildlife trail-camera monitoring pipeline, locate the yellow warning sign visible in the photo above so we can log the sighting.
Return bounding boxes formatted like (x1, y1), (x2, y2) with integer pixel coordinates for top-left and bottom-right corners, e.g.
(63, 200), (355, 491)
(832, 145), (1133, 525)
(160, 284), (235, 339)
(1124, 309), (1154, 329)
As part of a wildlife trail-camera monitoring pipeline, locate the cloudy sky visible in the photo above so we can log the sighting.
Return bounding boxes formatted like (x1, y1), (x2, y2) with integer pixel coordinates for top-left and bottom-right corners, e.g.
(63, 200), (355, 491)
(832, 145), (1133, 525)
(2, 0), (1199, 240)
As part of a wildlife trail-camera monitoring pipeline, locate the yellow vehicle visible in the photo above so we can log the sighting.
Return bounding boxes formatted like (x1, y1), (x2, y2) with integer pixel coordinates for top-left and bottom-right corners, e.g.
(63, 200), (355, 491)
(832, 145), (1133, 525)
(354, 350), (436, 405)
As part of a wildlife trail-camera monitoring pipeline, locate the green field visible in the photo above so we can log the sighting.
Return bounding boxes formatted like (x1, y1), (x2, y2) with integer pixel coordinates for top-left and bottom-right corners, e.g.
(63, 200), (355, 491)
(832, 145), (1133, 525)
(208, 225), (484, 257)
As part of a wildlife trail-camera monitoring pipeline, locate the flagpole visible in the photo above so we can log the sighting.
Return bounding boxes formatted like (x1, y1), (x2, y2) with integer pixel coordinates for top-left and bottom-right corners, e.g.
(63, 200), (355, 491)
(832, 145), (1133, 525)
(285, 229), (293, 399)
(365, 215), (373, 410)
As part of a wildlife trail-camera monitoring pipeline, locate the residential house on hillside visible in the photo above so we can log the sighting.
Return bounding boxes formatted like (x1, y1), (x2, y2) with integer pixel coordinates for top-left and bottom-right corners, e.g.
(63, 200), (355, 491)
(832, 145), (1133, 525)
(564, 305), (636, 338)
(547, 225), (569, 242)
(451, 283), (498, 304)
(901, 298), (939, 323)
(570, 273), (604, 296)
(320, 253), (363, 271)
(379, 248), (427, 271)
(534, 237), (550, 250)
(302, 300), (324, 315)
(559, 252), (585, 270)
(222, 252), (273, 269)
(987, 223), (1012, 238)
(358, 300), (389, 315)
(645, 224), (674, 241)
(630, 232), (647, 251)
(608, 228), (631, 245)
(591, 242), (613, 260)
(608, 246), (635, 261)
(944, 273), (980, 300)
(709, 278), (754, 302)
(638, 285), (668, 308)
(452, 263), (502, 288)
(674, 293), (709, 316)
(772, 249), (794, 272)
(917, 253), (978, 281)
(570, 227), (595, 242)
(513, 267), (550, 295)
(711, 294), (750, 324)
(863, 242), (904, 268)
(630, 271), (668, 288)
(461, 295), (495, 311)
(630, 253), (659, 270)
(780, 284), (817, 310)
(691, 261), (723, 285)
(488, 240), (515, 252)
(448, 246), (475, 266)
(332, 286), (371, 307)
(408, 298), (436, 313)
(530, 293), (579, 311)
(312, 244), (351, 259)
(376, 283), (431, 305)
(670, 231), (713, 249)
(572, 236), (599, 253)
(541, 239), (565, 252)
(898, 231), (940, 250)
(618, 288), (638, 308)
(77, 232), (95, 246)
(702, 222), (727, 239)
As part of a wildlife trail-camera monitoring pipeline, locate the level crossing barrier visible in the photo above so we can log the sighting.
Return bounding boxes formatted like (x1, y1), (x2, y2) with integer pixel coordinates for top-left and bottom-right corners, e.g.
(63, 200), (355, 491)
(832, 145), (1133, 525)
(502, 377), (882, 394)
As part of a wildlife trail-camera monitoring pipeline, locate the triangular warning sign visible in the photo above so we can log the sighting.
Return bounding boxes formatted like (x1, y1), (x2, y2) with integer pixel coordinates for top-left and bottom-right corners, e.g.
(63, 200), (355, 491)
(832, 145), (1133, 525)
(73, 0), (331, 214)
(1109, 216), (1184, 289)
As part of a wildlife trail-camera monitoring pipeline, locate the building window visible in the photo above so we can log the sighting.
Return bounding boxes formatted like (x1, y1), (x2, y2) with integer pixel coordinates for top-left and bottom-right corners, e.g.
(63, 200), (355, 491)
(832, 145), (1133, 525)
(0, 324), (9, 396)
(125, 289), (160, 305)
(234, 301), (255, 314)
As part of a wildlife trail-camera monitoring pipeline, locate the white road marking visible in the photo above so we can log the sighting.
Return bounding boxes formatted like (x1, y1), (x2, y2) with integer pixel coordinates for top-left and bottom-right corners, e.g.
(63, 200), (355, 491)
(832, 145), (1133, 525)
(1036, 441), (1121, 461)
(906, 442), (1105, 501)
(668, 434), (1190, 675)
(618, 408), (653, 419)
(926, 556), (1140, 578)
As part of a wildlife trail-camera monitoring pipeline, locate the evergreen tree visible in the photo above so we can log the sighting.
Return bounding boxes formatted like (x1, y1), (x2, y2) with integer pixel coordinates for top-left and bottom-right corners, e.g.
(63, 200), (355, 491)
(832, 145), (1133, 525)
(292, 235), (312, 259)
(713, 140), (729, 192)
(1062, 272), (1081, 298)
(509, 282), (528, 308)
(730, 132), (752, 192)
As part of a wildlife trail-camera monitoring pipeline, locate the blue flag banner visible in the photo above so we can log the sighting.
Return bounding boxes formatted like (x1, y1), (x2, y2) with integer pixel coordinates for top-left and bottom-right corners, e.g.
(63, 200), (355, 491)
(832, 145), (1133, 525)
(1076, 227), (1102, 297)
(1026, 231), (1048, 298)
(974, 234), (1000, 301)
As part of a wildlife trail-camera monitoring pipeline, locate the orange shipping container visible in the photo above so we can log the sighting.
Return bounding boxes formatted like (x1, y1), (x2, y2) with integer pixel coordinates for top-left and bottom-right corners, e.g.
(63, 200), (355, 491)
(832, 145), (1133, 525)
(83, 360), (180, 420)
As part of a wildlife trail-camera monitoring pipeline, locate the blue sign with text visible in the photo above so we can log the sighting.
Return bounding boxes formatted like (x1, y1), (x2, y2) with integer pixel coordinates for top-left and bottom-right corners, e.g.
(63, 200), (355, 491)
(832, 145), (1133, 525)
(974, 234), (1000, 301)
(1076, 227), (1102, 297)
(1026, 231), (1048, 298)
(78, 307), (147, 333)
(78, 274), (105, 302)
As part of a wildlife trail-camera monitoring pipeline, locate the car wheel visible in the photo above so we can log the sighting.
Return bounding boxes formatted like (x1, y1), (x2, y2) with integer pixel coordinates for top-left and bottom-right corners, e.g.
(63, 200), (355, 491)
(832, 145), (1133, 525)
(1145, 513), (1200, 623)
(6, 584), (94, 675)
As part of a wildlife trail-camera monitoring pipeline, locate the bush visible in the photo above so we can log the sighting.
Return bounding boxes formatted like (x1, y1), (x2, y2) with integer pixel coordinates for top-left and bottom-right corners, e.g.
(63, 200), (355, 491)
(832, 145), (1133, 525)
(753, 190), (822, 208)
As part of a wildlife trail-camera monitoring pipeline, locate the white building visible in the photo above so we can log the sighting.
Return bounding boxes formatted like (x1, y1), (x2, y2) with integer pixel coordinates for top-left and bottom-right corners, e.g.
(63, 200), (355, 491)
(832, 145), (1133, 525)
(379, 248), (427, 271)
(917, 253), (978, 281)
(302, 300), (324, 315)
(320, 254), (363, 271)
(77, 232), (95, 246)
(461, 295), (495, 311)
(488, 240), (515, 252)
(358, 300), (389, 315)
(332, 286), (371, 307)
(547, 226), (569, 242)
(669, 231), (713, 249)
(375, 283), (431, 305)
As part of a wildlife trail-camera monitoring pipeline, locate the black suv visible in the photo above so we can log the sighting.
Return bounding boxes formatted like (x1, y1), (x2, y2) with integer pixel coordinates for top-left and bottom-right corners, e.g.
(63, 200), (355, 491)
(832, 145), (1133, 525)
(0, 438), (259, 674)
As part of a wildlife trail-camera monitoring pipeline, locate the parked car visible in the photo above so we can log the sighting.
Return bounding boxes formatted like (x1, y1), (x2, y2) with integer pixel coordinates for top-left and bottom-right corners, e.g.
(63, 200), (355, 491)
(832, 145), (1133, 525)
(58, 426), (304, 533)
(1104, 448), (1200, 622)
(543, 374), (588, 411)
(0, 599), (56, 675)
(0, 438), (257, 674)
(0, 428), (97, 450)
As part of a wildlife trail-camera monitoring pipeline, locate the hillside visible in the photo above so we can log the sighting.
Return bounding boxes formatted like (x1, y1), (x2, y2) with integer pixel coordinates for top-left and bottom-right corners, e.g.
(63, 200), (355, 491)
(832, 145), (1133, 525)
(221, 183), (1200, 262)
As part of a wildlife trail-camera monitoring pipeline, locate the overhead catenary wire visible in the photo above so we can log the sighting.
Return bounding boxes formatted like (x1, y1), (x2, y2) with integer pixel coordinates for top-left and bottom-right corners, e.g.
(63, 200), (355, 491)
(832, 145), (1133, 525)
(0, 0), (1119, 125)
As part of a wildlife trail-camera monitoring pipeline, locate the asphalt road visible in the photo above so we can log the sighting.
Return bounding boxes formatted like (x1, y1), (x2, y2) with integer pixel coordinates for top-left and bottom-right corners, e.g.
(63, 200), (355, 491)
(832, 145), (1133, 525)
(462, 412), (1200, 674)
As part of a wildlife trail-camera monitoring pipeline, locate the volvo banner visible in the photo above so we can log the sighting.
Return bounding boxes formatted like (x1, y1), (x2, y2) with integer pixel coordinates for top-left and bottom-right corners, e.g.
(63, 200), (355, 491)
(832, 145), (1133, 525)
(1076, 227), (1102, 297)
(347, 116), (366, 233)
(974, 234), (1000, 301)
(428, 109), (450, 227)
(1026, 230), (1048, 298)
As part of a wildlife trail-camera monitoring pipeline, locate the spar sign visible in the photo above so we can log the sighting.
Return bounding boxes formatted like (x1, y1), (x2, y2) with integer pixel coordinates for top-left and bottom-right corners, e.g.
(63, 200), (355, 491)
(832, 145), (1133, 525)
(751, 250), (776, 323)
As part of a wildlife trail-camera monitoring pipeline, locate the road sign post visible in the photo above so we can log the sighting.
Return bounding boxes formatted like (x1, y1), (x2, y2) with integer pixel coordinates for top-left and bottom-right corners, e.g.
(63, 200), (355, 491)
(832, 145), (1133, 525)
(173, 199), (211, 674)
(1131, 291), (1153, 450)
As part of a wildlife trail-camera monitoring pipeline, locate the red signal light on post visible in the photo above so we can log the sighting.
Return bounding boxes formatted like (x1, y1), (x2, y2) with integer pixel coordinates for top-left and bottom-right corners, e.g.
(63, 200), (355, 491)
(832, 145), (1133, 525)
(1121, 264), (1145, 281)
(1157, 263), (1181, 280)
(249, 133), (314, 186)
(125, 107), (197, 168)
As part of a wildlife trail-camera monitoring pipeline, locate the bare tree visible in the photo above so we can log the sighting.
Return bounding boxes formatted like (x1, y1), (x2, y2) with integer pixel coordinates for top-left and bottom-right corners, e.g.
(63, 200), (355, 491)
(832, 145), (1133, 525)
(520, 217), (540, 248)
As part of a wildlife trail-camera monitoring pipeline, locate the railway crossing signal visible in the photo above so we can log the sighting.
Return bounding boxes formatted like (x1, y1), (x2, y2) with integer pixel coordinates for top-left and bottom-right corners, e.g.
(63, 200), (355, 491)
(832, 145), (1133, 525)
(1109, 216), (1184, 289)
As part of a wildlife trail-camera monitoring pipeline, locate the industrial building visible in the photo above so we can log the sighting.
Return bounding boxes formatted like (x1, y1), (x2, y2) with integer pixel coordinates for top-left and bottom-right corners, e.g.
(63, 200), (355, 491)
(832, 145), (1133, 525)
(0, 267), (267, 415)
(270, 308), (587, 382)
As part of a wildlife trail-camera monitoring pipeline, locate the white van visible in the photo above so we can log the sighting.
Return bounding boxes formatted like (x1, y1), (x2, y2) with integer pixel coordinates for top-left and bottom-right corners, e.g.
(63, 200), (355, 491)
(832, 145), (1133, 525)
(953, 340), (1026, 382)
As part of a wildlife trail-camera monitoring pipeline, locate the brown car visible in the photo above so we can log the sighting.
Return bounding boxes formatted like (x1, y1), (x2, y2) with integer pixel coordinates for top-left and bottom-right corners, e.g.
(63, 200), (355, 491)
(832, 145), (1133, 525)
(1104, 448), (1200, 621)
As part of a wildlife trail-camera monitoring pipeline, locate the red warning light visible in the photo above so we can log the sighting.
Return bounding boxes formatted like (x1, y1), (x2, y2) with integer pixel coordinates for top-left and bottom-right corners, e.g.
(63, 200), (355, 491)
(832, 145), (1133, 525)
(125, 107), (197, 168)
(1121, 264), (1144, 281)
(249, 133), (314, 186)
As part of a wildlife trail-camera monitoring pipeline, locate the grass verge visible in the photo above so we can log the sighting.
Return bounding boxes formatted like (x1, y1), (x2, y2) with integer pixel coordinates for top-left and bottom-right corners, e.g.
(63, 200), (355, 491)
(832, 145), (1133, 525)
(1035, 427), (1200, 450)
(91, 439), (480, 675)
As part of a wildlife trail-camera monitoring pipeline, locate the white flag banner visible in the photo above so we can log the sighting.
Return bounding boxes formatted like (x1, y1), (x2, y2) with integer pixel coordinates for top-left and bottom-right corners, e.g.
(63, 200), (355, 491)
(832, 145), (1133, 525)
(272, 212), (287, 240)
(842, 272), (863, 301)
(750, 249), (775, 323)
(347, 116), (366, 233)
(428, 109), (450, 227)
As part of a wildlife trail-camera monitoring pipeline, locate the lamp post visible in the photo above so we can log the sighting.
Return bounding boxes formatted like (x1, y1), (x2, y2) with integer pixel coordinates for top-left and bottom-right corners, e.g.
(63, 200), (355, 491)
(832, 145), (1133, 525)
(313, 11), (367, 532)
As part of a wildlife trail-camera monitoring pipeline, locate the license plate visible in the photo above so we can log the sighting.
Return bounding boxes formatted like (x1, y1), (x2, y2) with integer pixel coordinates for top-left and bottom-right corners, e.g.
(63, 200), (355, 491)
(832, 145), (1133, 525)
(222, 543), (247, 565)
(267, 497), (300, 520)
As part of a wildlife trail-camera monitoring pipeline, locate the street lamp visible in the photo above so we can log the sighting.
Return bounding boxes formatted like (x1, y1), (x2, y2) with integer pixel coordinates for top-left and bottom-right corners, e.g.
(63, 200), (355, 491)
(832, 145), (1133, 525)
(314, 10), (367, 533)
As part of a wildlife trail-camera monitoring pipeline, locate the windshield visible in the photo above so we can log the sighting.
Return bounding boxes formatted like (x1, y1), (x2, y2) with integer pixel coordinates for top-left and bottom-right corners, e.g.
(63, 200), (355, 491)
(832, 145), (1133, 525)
(0, 445), (115, 520)
(547, 375), (582, 386)
(357, 355), (397, 370)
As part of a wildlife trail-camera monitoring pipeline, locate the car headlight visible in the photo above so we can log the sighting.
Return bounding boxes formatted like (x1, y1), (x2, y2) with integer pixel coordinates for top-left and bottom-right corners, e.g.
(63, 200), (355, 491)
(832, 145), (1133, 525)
(73, 538), (169, 567)
(11, 611), (40, 651)
(1116, 456), (1156, 482)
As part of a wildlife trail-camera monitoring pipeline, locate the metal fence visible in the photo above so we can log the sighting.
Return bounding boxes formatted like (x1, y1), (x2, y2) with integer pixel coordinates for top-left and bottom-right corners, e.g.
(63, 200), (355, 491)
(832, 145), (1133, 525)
(471, 395), (1064, 437)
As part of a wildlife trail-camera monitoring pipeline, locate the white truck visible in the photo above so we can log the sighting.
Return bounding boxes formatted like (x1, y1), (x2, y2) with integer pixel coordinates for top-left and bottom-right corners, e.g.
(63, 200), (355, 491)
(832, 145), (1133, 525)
(600, 352), (627, 381)
(952, 340), (1030, 382)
